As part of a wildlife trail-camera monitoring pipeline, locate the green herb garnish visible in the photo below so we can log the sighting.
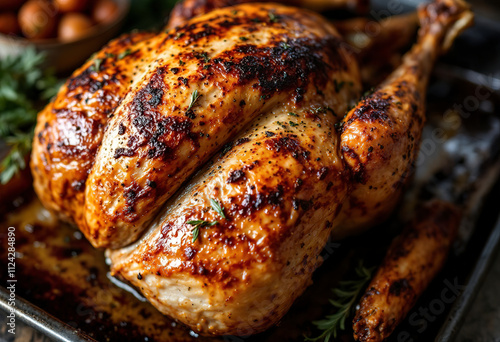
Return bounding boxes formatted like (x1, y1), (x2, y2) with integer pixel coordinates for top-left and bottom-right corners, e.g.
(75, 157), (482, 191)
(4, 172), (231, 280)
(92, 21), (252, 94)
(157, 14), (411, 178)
(187, 220), (218, 242)
(288, 112), (299, 117)
(200, 52), (210, 64)
(305, 261), (374, 342)
(0, 47), (61, 184)
(92, 58), (103, 71)
(1, 133), (32, 184)
(118, 49), (132, 59)
(276, 121), (287, 128)
(188, 90), (201, 110)
(210, 198), (226, 219)
(289, 121), (299, 127)
(269, 11), (279, 23)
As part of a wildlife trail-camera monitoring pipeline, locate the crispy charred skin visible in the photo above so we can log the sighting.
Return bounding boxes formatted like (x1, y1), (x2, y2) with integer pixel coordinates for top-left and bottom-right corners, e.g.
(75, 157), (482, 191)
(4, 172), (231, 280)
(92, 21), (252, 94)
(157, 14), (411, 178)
(170, 0), (413, 78)
(352, 200), (460, 342)
(109, 106), (351, 335)
(31, 31), (156, 226)
(334, 0), (473, 239)
(82, 4), (360, 248)
(107, 3), (361, 334)
(167, 0), (369, 29)
(31, 2), (424, 250)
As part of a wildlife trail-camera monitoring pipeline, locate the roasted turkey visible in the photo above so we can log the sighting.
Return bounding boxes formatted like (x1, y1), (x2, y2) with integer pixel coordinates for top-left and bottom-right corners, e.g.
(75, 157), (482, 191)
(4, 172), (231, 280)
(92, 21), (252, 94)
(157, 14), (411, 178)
(30, 0), (473, 337)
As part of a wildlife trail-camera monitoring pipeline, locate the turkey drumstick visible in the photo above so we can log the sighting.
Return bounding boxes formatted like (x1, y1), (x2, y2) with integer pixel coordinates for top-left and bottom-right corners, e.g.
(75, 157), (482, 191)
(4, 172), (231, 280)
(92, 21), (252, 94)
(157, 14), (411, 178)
(335, 0), (473, 238)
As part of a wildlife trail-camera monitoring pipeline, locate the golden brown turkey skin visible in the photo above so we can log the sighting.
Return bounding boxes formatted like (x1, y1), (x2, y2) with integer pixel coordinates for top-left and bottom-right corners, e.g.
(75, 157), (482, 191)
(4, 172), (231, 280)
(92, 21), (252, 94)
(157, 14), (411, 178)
(104, 3), (361, 335)
(109, 105), (351, 335)
(334, 64), (428, 238)
(30, 1), (417, 249)
(82, 4), (360, 248)
(32, 3), (360, 249)
(31, 32), (156, 226)
(108, 50), (358, 331)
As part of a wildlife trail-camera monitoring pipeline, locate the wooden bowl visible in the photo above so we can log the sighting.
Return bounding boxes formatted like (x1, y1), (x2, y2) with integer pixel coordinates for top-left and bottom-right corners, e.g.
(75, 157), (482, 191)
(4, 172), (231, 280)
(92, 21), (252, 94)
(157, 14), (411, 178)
(0, 0), (130, 74)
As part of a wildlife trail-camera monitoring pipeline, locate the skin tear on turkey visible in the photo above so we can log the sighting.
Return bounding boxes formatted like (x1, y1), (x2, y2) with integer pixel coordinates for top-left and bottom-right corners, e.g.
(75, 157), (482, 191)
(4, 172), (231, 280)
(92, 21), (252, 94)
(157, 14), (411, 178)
(30, 0), (473, 337)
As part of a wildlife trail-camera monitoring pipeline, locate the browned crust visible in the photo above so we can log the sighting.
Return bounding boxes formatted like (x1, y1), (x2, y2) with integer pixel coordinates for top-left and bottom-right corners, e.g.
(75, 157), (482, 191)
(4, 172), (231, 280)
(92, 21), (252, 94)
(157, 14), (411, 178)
(352, 200), (460, 342)
(166, 0), (370, 30)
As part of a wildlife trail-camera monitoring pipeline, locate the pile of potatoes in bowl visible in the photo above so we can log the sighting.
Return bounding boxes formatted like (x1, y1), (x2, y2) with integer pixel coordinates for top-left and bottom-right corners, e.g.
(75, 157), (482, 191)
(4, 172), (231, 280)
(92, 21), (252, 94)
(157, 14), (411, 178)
(0, 0), (119, 41)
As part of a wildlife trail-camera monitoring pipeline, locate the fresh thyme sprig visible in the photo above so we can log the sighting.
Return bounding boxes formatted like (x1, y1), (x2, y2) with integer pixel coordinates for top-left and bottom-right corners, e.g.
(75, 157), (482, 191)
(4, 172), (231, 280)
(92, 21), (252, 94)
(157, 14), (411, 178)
(187, 89), (201, 110)
(0, 47), (61, 184)
(187, 198), (227, 242)
(305, 261), (374, 342)
(187, 220), (218, 243)
(118, 48), (132, 60)
(210, 198), (226, 219)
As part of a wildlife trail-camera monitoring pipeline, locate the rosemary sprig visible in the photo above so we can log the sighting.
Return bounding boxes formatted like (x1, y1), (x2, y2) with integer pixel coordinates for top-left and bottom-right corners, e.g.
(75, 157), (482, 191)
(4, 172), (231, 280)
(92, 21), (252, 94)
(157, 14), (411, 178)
(0, 132), (32, 184)
(305, 261), (374, 342)
(187, 89), (201, 110)
(0, 47), (61, 183)
(187, 220), (218, 242)
(210, 198), (226, 219)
